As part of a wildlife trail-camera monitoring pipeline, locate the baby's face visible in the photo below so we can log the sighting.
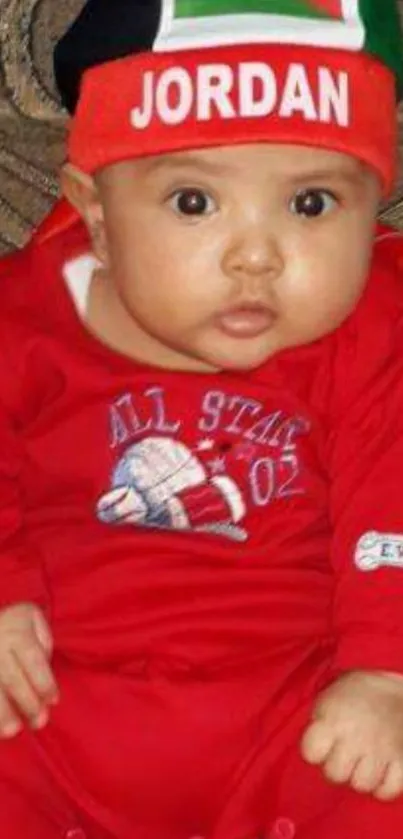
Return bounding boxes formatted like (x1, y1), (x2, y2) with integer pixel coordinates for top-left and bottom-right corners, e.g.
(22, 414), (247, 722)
(96, 143), (380, 372)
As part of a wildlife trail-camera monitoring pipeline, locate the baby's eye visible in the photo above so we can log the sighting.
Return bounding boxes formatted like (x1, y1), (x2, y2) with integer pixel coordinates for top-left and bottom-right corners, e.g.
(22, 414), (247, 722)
(289, 189), (338, 219)
(169, 188), (217, 217)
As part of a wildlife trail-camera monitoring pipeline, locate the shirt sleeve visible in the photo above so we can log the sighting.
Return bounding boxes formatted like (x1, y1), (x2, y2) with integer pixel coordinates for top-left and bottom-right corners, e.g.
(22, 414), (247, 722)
(329, 232), (403, 674)
(0, 397), (49, 611)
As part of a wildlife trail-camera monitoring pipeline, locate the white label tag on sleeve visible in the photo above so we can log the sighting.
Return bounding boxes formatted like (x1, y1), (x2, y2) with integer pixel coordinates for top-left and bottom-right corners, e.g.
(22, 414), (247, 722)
(355, 531), (403, 572)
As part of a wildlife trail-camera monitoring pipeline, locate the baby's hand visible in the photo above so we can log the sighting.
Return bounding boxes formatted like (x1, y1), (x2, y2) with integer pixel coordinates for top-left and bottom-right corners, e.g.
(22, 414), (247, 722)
(0, 603), (59, 738)
(301, 670), (403, 800)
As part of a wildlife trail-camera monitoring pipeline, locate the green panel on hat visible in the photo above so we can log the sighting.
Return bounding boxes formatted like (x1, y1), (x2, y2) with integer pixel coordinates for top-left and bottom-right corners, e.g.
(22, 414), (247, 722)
(175, 0), (331, 18)
(359, 0), (403, 94)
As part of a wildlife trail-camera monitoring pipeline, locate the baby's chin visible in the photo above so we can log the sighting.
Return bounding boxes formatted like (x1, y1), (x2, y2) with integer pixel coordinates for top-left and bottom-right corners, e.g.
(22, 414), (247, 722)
(172, 331), (284, 374)
(205, 324), (293, 372)
(201, 345), (279, 374)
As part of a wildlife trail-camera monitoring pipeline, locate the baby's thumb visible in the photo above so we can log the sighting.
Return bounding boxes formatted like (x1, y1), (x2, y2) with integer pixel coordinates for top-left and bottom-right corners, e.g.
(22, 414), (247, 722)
(31, 607), (53, 657)
(300, 719), (334, 765)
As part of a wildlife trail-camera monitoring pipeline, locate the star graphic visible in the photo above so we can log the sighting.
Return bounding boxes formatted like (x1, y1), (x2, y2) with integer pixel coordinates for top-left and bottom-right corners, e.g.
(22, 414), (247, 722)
(196, 438), (215, 452)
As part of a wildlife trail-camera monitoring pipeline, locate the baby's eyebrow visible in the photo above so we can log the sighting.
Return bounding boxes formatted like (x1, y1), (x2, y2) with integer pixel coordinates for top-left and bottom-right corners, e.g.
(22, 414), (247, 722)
(287, 166), (367, 187)
(143, 153), (236, 177)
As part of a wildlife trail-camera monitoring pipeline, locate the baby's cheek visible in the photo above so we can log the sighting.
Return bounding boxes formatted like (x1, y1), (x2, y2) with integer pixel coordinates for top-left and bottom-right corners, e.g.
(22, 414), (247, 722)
(306, 274), (360, 334)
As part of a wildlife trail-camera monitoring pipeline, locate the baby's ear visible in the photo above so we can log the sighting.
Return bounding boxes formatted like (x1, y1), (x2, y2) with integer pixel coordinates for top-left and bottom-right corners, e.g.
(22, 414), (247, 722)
(61, 164), (101, 225)
(61, 164), (108, 264)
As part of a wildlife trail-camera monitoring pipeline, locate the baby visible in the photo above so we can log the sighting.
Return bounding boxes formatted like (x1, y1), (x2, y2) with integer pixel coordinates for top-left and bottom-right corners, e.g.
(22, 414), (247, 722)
(0, 1), (403, 838)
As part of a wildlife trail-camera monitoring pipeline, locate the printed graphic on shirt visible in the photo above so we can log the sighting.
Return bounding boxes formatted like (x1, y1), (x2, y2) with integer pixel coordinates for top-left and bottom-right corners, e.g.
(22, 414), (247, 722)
(355, 531), (403, 572)
(97, 437), (248, 541)
(96, 385), (311, 542)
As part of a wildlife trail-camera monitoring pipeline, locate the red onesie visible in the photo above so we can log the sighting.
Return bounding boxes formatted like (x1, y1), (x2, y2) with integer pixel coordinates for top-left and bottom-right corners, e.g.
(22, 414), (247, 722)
(1, 210), (403, 839)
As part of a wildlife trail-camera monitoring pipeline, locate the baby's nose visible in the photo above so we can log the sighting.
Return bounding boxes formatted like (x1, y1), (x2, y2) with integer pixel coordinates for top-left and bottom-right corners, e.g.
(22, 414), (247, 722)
(222, 229), (284, 286)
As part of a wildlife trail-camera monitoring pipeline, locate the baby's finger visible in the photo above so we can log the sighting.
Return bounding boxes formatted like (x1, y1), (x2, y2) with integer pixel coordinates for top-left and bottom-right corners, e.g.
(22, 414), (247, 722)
(18, 643), (59, 705)
(0, 655), (47, 729)
(0, 686), (22, 738)
(323, 742), (358, 785)
(375, 761), (403, 801)
(300, 720), (336, 766)
(351, 755), (386, 795)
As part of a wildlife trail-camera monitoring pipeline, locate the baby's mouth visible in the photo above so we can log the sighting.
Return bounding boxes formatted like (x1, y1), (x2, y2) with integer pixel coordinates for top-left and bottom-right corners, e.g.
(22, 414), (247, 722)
(215, 303), (277, 339)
